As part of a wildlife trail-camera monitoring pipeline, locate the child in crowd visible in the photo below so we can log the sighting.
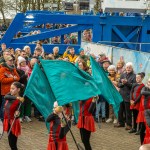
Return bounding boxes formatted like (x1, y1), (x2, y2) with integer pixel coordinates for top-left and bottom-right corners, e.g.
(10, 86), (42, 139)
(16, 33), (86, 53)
(17, 56), (31, 122)
(129, 72), (145, 134)
(116, 60), (125, 75)
(107, 65), (120, 124)
(3, 82), (24, 150)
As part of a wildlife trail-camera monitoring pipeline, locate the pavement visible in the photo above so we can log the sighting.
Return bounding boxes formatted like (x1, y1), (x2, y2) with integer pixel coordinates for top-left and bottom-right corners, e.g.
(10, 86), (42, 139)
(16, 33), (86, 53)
(0, 118), (140, 150)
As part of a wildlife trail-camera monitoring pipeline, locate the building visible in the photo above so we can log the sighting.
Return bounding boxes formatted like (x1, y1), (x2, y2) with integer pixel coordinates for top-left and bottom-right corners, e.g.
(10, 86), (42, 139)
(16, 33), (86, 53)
(101, 0), (150, 13)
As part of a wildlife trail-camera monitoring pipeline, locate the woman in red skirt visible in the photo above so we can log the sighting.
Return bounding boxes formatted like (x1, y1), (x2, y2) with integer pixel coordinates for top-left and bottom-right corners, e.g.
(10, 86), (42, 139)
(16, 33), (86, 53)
(137, 78), (150, 144)
(129, 72), (145, 133)
(3, 82), (24, 150)
(46, 101), (71, 150)
(77, 97), (97, 150)
(142, 79), (150, 144)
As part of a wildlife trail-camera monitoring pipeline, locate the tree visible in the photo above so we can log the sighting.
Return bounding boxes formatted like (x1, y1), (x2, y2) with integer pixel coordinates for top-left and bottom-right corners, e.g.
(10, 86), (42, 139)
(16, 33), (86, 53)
(0, 0), (17, 24)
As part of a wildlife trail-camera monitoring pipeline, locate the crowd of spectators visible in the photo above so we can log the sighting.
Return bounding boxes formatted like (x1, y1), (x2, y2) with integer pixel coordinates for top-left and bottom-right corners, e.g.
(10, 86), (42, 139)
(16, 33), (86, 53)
(0, 42), (149, 148)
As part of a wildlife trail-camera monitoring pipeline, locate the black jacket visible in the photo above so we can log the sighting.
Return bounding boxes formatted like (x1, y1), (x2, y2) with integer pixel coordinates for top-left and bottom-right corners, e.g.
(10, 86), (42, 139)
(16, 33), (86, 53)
(143, 87), (150, 127)
(118, 72), (136, 102)
(16, 69), (28, 87)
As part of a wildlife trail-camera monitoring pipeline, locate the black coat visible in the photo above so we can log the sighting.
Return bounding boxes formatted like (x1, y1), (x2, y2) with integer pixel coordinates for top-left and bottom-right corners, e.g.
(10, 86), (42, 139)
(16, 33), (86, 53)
(16, 69), (28, 87)
(118, 72), (136, 102)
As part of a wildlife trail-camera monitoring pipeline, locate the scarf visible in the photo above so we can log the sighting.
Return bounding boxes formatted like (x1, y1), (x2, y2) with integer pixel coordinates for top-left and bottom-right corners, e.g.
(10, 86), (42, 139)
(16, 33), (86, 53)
(17, 65), (30, 73)
(4, 62), (15, 71)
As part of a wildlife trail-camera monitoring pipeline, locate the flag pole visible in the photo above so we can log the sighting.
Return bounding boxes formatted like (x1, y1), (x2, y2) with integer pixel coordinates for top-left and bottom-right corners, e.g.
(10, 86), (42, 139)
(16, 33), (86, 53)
(62, 111), (80, 150)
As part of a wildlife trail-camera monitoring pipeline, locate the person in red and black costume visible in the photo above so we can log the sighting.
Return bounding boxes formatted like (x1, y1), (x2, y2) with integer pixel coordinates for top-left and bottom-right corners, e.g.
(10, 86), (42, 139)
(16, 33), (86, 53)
(142, 79), (150, 144)
(46, 101), (71, 150)
(137, 78), (150, 144)
(3, 82), (24, 150)
(129, 72), (145, 134)
(77, 97), (97, 150)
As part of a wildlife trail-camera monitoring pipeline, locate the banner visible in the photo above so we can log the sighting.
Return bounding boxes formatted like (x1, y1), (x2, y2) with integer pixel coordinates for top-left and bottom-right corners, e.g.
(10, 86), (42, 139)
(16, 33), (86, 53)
(81, 42), (150, 83)
(113, 47), (150, 83)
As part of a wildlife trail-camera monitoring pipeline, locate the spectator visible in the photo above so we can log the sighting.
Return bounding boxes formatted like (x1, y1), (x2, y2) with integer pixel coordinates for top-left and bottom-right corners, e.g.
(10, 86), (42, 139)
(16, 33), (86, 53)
(106, 65), (120, 124)
(116, 60), (125, 75)
(9, 47), (15, 56)
(0, 43), (7, 56)
(129, 72), (145, 134)
(17, 56), (31, 123)
(63, 47), (77, 63)
(28, 58), (38, 77)
(34, 47), (43, 58)
(36, 42), (44, 56)
(20, 50), (27, 59)
(75, 48), (88, 64)
(52, 47), (60, 59)
(78, 61), (89, 73)
(97, 53), (108, 66)
(23, 46), (32, 58)
(0, 50), (11, 64)
(45, 54), (54, 60)
(102, 59), (111, 75)
(0, 55), (20, 120)
(115, 62), (136, 130)
(15, 48), (21, 56)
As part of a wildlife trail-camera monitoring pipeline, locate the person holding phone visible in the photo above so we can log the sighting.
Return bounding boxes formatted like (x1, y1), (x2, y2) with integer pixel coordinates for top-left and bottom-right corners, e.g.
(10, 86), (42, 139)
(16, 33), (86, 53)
(63, 47), (77, 63)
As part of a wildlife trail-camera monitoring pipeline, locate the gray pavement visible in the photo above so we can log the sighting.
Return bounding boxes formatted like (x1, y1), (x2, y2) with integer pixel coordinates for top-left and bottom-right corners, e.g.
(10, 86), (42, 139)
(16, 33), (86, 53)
(0, 118), (140, 150)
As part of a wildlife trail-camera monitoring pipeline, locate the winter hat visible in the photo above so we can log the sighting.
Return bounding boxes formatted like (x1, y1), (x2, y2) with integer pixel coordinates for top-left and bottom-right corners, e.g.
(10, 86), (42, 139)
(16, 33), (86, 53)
(53, 101), (58, 108)
(15, 48), (21, 52)
(78, 48), (84, 53)
(102, 58), (111, 64)
(99, 52), (106, 57)
(18, 56), (26, 64)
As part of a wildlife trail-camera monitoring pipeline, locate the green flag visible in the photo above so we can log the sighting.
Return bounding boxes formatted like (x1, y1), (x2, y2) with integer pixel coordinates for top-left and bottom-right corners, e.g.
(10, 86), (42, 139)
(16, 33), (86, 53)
(41, 59), (101, 106)
(24, 63), (56, 130)
(90, 56), (123, 117)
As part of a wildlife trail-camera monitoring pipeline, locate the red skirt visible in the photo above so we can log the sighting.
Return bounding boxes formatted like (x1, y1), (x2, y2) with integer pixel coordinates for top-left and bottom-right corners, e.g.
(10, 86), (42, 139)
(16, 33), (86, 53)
(77, 116), (95, 132)
(143, 124), (150, 144)
(137, 96), (145, 123)
(47, 141), (69, 150)
(3, 118), (21, 137)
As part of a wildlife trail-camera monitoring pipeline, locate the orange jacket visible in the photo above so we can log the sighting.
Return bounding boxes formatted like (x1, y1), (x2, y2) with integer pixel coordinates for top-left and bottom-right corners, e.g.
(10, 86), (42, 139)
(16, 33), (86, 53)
(0, 66), (20, 95)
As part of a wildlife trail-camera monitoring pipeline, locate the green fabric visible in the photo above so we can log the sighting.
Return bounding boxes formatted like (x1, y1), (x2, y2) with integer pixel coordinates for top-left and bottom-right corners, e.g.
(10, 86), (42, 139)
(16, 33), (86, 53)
(90, 56), (123, 117)
(72, 101), (80, 122)
(24, 63), (56, 130)
(41, 59), (101, 106)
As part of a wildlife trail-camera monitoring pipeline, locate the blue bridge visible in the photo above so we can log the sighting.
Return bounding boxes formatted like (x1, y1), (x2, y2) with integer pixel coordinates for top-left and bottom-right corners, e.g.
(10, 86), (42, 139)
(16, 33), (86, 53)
(1, 11), (150, 53)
